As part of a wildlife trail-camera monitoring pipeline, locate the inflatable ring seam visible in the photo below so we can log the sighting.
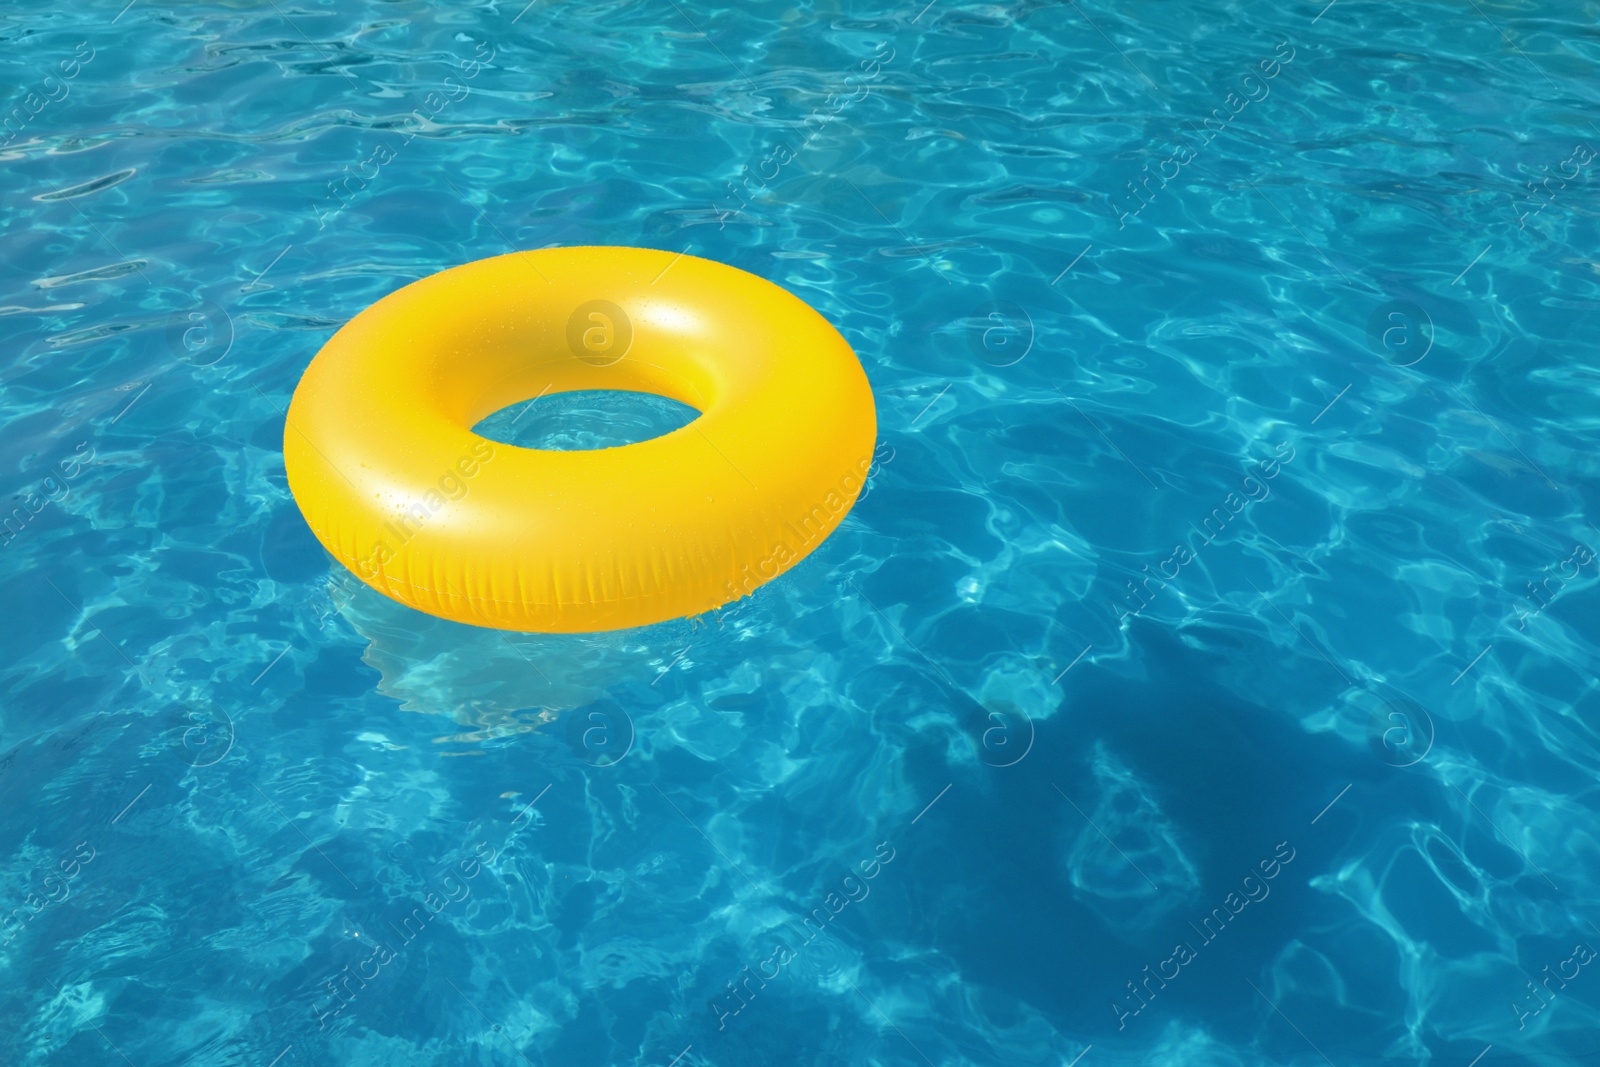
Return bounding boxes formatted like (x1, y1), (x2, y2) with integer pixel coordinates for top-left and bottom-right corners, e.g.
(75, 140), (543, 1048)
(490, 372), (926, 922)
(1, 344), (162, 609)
(336, 549), (713, 608)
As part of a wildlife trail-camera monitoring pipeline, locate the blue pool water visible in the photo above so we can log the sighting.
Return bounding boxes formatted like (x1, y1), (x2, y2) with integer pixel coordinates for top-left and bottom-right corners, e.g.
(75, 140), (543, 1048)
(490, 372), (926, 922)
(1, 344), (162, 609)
(3, 0), (1599, 1064)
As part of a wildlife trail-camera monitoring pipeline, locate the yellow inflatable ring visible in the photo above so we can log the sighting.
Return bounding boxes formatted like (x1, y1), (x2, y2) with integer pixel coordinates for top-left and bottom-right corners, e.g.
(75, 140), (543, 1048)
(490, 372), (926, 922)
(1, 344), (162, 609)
(284, 246), (877, 633)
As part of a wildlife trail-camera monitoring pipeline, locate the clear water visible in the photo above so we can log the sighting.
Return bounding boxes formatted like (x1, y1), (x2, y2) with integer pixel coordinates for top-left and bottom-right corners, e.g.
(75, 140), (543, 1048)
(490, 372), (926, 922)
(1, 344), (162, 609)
(474, 391), (702, 452)
(2, 1), (1599, 1065)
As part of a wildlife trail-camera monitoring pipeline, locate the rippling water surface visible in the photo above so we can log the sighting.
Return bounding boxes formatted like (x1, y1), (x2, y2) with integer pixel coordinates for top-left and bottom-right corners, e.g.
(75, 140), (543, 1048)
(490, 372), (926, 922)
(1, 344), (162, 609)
(3, 1), (1599, 1064)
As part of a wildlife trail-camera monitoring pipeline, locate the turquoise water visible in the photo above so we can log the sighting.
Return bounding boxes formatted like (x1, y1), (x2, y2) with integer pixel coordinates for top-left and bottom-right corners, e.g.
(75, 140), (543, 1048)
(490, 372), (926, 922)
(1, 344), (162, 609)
(3, 0), (1599, 1064)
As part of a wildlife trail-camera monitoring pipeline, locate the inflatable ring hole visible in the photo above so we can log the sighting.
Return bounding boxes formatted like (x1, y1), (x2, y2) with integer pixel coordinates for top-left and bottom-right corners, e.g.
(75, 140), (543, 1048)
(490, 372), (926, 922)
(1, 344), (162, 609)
(472, 388), (701, 452)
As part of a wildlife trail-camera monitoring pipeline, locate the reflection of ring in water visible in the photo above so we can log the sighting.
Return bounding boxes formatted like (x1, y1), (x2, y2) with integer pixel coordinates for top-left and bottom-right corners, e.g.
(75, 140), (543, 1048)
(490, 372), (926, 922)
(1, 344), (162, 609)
(319, 580), (668, 743)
